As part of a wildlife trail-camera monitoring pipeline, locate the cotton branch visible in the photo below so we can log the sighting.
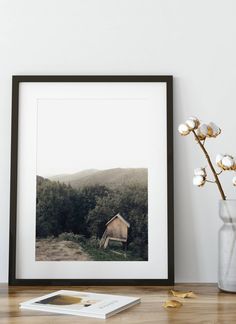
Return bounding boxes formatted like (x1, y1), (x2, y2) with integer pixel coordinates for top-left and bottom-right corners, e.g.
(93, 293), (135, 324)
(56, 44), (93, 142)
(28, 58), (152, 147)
(192, 129), (226, 200)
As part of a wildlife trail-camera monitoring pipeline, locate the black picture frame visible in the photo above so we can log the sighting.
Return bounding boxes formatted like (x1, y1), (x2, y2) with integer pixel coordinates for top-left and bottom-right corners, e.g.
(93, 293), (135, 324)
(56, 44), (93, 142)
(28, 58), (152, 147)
(9, 75), (174, 286)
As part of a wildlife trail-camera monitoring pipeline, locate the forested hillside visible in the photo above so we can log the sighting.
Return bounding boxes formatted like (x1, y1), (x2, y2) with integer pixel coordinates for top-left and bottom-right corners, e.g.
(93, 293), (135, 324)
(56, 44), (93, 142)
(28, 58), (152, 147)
(36, 169), (148, 261)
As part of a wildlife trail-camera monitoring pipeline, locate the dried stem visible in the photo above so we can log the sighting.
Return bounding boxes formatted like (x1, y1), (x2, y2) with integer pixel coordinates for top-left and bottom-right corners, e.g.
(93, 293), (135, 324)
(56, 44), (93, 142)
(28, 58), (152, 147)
(192, 130), (226, 200)
(205, 179), (216, 184)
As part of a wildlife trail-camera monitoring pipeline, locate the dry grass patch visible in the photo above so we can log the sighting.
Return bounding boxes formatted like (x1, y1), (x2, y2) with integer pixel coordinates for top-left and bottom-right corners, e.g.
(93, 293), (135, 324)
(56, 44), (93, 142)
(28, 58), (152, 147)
(36, 238), (92, 261)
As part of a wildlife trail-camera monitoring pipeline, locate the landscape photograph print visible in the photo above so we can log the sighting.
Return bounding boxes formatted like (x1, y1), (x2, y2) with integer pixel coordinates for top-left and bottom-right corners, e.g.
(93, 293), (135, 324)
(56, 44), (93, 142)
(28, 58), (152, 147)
(36, 98), (149, 262)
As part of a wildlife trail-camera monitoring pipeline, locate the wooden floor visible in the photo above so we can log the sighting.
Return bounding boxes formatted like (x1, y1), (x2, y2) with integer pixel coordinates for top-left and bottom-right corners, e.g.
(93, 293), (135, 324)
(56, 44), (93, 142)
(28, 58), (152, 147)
(0, 284), (236, 323)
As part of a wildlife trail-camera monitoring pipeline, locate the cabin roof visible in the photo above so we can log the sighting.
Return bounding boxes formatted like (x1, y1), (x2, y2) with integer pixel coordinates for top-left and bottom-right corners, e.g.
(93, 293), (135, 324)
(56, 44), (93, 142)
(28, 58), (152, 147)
(106, 213), (130, 228)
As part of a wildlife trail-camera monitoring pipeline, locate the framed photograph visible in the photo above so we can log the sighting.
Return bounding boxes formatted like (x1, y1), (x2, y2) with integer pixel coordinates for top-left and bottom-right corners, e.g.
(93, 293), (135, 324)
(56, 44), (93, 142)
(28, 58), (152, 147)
(9, 75), (174, 285)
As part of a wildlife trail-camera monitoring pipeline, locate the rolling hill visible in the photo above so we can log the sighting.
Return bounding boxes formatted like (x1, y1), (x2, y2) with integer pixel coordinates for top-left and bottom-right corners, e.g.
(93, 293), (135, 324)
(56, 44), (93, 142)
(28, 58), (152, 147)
(48, 168), (147, 189)
(49, 169), (98, 183)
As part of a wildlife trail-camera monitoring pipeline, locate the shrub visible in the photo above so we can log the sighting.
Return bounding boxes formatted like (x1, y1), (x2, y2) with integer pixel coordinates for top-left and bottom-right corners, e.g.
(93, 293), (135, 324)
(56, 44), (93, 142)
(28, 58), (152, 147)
(58, 232), (86, 244)
(87, 236), (100, 248)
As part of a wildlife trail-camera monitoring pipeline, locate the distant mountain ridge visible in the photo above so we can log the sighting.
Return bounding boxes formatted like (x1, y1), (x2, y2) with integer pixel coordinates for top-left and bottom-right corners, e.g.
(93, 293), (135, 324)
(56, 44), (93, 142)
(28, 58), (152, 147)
(48, 168), (147, 189)
(49, 169), (98, 183)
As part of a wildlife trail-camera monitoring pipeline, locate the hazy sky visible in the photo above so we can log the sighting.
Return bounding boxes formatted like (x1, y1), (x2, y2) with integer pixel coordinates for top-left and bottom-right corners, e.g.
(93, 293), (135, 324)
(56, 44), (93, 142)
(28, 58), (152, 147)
(37, 97), (158, 177)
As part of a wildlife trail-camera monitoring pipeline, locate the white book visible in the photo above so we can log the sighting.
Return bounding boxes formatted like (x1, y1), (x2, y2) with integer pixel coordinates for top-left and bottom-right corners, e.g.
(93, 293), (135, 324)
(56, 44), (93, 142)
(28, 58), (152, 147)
(20, 290), (140, 319)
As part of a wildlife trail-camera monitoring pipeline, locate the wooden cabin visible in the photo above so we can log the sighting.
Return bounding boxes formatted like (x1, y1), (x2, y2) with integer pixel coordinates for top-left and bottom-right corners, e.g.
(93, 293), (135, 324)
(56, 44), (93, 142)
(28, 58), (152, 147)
(100, 213), (130, 249)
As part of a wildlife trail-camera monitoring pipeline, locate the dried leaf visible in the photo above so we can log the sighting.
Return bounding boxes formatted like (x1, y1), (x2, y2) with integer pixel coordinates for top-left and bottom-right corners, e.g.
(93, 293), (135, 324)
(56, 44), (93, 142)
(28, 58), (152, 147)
(163, 299), (183, 308)
(170, 289), (196, 298)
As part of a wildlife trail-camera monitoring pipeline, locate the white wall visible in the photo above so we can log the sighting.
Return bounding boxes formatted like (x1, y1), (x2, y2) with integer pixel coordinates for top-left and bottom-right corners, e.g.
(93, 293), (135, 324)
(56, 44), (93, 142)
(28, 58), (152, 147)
(1, 0), (236, 283)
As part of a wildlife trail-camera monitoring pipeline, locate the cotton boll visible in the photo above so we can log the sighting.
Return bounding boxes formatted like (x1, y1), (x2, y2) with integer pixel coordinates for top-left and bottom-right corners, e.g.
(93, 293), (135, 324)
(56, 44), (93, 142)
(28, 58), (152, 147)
(195, 128), (206, 140)
(216, 153), (224, 167)
(209, 122), (221, 137)
(232, 176), (236, 186)
(206, 125), (213, 137)
(188, 116), (200, 127)
(185, 119), (196, 130)
(178, 123), (190, 136)
(195, 123), (209, 141)
(198, 124), (208, 137)
(216, 153), (236, 170)
(221, 155), (235, 170)
(193, 175), (205, 187)
(194, 167), (206, 177)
